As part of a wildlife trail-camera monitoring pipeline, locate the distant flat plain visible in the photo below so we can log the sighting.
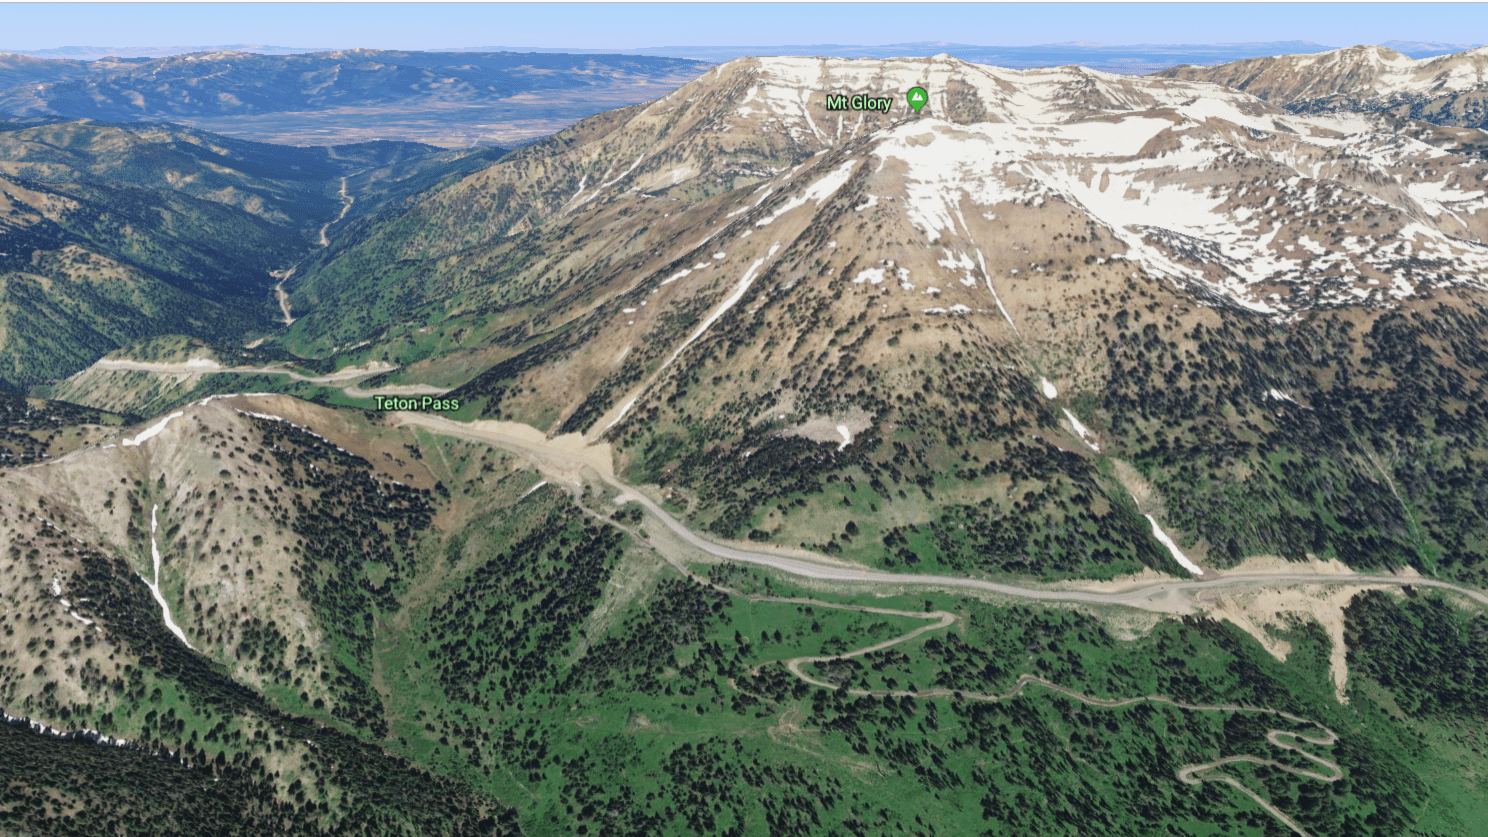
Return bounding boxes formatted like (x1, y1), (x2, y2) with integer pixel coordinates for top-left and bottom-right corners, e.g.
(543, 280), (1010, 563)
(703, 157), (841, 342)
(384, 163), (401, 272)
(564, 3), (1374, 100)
(162, 84), (692, 146)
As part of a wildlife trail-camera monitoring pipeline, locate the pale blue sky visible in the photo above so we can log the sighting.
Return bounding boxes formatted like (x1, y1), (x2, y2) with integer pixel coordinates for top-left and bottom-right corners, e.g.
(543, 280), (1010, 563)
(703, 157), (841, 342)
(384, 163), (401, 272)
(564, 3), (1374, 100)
(0, 3), (1482, 51)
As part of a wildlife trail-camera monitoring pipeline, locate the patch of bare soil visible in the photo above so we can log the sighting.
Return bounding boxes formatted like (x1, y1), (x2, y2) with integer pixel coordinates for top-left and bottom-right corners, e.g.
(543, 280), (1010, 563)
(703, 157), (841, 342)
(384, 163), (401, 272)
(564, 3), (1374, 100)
(784, 407), (876, 447)
(1199, 582), (1391, 703)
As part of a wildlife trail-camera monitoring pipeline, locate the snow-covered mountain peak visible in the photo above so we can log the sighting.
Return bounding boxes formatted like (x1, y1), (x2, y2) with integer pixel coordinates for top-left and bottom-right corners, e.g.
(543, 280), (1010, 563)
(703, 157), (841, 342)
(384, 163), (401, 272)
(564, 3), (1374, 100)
(720, 53), (1264, 130)
(407, 53), (1488, 327)
(1158, 43), (1488, 119)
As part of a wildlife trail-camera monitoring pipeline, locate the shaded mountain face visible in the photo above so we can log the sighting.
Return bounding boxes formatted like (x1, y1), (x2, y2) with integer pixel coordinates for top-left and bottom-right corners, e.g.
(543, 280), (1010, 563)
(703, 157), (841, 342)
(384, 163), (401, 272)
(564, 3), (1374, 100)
(0, 167), (306, 383)
(0, 50), (714, 146)
(0, 389), (134, 467)
(1157, 45), (1488, 131)
(260, 54), (1488, 585)
(0, 119), (437, 223)
(0, 118), (474, 384)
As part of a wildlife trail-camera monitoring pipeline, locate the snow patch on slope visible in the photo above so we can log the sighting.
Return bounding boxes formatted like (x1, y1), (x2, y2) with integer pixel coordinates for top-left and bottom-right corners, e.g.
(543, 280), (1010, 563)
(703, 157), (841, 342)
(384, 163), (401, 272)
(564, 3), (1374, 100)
(122, 411), (184, 447)
(836, 425), (852, 451)
(1062, 408), (1100, 452)
(1146, 514), (1204, 576)
(664, 243), (781, 369)
(756, 160), (857, 226)
(144, 505), (194, 650)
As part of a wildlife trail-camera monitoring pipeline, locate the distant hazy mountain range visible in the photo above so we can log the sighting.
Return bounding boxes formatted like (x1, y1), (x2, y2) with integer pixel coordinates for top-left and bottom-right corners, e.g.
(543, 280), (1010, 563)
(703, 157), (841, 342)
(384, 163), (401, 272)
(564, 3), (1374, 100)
(0, 50), (712, 146)
(463, 39), (1486, 70)
(7, 39), (1482, 69)
(1159, 43), (1488, 129)
(0, 44), (333, 59)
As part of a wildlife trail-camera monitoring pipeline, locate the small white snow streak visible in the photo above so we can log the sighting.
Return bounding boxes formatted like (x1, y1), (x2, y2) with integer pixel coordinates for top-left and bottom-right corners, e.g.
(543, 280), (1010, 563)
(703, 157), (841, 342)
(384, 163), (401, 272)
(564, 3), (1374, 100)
(975, 249), (1019, 333)
(599, 151), (647, 193)
(1062, 408), (1100, 452)
(835, 425), (852, 451)
(48, 576), (96, 626)
(1, 709), (134, 750)
(1145, 514), (1204, 576)
(663, 243), (779, 370)
(602, 397), (639, 433)
(235, 410), (347, 453)
(122, 411), (184, 447)
(755, 160), (857, 227)
(727, 187), (774, 218)
(119, 394), (277, 448)
(144, 506), (195, 650)
(566, 174), (588, 207)
(1040, 378), (1058, 399)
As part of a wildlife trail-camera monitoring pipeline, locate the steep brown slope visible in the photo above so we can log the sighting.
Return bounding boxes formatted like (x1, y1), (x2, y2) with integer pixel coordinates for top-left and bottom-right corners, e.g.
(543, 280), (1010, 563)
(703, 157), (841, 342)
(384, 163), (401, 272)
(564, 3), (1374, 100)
(0, 394), (512, 832)
(0, 395), (434, 726)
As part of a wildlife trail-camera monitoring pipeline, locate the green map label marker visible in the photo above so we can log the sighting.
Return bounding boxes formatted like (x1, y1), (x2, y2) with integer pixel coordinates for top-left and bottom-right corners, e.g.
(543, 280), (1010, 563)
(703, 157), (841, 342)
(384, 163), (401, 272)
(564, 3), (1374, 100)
(906, 86), (928, 114)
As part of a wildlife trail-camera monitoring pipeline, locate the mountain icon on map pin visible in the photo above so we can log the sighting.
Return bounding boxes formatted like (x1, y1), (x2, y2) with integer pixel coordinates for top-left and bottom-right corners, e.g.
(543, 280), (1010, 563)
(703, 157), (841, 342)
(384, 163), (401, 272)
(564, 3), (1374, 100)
(906, 86), (928, 113)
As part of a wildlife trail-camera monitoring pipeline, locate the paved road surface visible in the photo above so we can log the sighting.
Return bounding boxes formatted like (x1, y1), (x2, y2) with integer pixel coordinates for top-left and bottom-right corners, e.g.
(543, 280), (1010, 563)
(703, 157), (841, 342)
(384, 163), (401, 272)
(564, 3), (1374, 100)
(394, 411), (1488, 612)
(87, 359), (449, 400)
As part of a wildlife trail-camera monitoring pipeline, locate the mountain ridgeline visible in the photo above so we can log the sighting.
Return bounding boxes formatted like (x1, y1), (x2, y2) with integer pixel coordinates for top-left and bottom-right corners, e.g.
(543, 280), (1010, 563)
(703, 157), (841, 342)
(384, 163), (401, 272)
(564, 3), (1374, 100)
(1157, 44), (1488, 131)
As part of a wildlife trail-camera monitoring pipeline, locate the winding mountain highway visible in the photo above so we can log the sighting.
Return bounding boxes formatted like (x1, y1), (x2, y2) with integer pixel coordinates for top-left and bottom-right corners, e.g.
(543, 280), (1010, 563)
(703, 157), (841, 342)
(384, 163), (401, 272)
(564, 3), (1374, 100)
(44, 396), (1487, 837)
(396, 411), (1488, 613)
(697, 579), (1341, 836)
(86, 359), (449, 400)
